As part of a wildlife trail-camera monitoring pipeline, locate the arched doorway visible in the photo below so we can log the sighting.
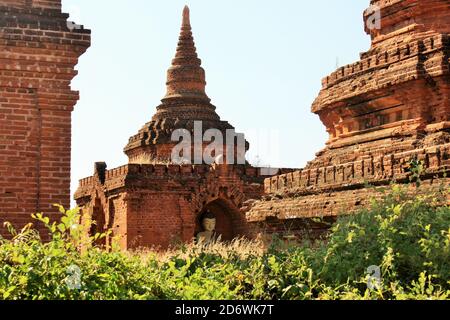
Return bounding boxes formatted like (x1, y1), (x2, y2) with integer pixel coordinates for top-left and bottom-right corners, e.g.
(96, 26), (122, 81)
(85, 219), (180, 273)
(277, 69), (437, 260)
(196, 198), (240, 242)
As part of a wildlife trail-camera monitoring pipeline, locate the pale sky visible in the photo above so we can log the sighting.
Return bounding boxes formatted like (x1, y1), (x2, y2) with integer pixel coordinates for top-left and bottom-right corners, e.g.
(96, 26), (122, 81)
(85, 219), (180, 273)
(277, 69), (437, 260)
(62, 0), (371, 205)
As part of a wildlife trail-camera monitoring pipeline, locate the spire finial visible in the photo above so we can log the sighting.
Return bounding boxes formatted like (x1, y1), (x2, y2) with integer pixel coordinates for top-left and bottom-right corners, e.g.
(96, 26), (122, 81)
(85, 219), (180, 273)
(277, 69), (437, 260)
(182, 5), (190, 26)
(161, 5), (211, 104)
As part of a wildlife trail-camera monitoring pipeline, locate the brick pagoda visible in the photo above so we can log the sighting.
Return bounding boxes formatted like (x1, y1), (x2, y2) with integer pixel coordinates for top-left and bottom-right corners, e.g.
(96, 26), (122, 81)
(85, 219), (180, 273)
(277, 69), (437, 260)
(0, 0), (90, 237)
(74, 7), (285, 249)
(124, 6), (247, 165)
(247, 0), (450, 238)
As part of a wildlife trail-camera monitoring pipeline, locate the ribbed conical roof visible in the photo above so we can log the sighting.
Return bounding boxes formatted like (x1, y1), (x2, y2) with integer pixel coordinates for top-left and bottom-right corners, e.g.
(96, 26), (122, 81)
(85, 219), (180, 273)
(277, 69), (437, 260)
(162, 5), (210, 103)
(151, 5), (220, 122)
(124, 6), (248, 163)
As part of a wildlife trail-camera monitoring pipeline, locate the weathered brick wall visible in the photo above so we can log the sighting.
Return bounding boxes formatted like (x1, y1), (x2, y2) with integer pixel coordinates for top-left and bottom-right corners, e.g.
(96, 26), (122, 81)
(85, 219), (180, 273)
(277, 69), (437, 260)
(366, 0), (450, 47)
(249, 177), (450, 222)
(263, 143), (450, 196)
(125, 193), (197, 248)
(247, 0), (450, 238)
(0, 1), (61, 10)
(0, 0), (90, 238)
(75, 164), (274, 249)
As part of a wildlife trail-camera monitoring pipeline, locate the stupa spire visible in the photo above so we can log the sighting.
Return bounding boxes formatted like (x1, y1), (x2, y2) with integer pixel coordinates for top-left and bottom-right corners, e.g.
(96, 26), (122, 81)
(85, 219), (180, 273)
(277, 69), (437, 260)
(182, 5), (190, 27)
(162, 5), (210, 103)
(124, 5), (249, 164)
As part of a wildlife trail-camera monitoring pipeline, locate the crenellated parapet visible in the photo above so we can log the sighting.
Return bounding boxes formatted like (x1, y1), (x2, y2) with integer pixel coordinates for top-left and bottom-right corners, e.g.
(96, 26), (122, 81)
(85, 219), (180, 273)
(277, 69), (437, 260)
(74, 161), (291, 249)
(74, 163), (290, 201)
(312, 0), (449, 147)
(265, 143), (450, 195)
(319, 34), (449, 95)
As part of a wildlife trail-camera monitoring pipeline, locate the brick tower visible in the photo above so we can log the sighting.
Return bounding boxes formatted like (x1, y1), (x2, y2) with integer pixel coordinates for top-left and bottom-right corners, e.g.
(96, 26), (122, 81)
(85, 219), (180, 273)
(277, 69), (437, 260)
(248, 0), (450, 237)
(0, 0), (90, 236)
(75, 6), (286, 249)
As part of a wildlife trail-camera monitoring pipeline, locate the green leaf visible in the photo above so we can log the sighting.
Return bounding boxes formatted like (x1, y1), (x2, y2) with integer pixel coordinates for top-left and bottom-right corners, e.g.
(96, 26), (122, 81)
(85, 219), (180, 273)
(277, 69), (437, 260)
(57, 223), (66, 233)
(3, 286), (16, 299)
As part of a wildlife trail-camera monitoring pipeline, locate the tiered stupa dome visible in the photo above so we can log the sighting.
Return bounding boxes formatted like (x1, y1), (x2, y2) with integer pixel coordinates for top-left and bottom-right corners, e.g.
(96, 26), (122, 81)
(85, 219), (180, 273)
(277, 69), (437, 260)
(124, 6), (248, 164)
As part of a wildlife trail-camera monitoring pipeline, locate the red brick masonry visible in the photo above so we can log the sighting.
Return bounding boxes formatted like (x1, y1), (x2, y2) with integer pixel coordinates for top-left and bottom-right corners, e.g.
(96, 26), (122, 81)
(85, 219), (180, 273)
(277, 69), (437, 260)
(75, 7), (291, 249)
(2, 1), (448, 248)
(247, 0), (450, 238)
(0, 0), (90, 237)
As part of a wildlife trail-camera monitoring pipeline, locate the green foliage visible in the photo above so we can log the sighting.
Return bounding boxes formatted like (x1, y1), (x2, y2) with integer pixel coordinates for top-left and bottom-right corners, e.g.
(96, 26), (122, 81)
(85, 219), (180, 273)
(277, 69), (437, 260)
(312, 183), (450, 299)
(408, 158), (425, 187)
(0, 183), (449, 300)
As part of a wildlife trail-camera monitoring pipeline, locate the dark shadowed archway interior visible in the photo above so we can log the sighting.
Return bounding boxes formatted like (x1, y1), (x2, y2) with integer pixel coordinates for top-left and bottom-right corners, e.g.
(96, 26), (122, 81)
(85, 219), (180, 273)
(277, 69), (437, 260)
(197, 199), (240, 241)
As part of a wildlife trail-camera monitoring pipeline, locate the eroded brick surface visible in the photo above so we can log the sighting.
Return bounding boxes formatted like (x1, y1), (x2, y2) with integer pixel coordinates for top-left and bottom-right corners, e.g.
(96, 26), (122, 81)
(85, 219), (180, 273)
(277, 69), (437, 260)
(247, 0), (450, 238)
(0, 0), (90, 238)
(75, 163), (274, 249)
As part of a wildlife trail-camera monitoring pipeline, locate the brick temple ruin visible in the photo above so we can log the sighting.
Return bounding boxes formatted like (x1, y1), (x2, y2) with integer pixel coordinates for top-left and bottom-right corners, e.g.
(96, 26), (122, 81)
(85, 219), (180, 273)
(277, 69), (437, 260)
(247, 0), (450, 237)
(0, 0), (90, 237)
(1, 0), (449, 248)
(74, 6), (291, 249)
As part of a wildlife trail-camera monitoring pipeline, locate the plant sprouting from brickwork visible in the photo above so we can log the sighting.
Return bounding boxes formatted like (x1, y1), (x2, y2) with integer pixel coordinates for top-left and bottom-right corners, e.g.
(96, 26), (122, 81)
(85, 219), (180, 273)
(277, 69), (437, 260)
(408, 158), (425, 187)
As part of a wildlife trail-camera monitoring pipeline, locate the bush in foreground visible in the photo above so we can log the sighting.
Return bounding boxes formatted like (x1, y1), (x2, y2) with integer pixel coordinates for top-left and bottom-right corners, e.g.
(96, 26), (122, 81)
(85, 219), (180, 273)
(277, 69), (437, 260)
(0, 183), (449, 300)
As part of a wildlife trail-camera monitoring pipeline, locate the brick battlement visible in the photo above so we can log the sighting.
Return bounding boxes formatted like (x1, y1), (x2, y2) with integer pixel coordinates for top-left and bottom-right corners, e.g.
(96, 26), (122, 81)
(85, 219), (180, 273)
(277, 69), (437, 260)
(312, 28), (449, 138)
(78, 176), (93, 187)
(80, 164), (285, 186)
(318, 34), (448, 95)
(74, 163), (292, 204)
(105, 164), (130, 179)
(265, 143), (450, 195)
(74, 161), (281, 249)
